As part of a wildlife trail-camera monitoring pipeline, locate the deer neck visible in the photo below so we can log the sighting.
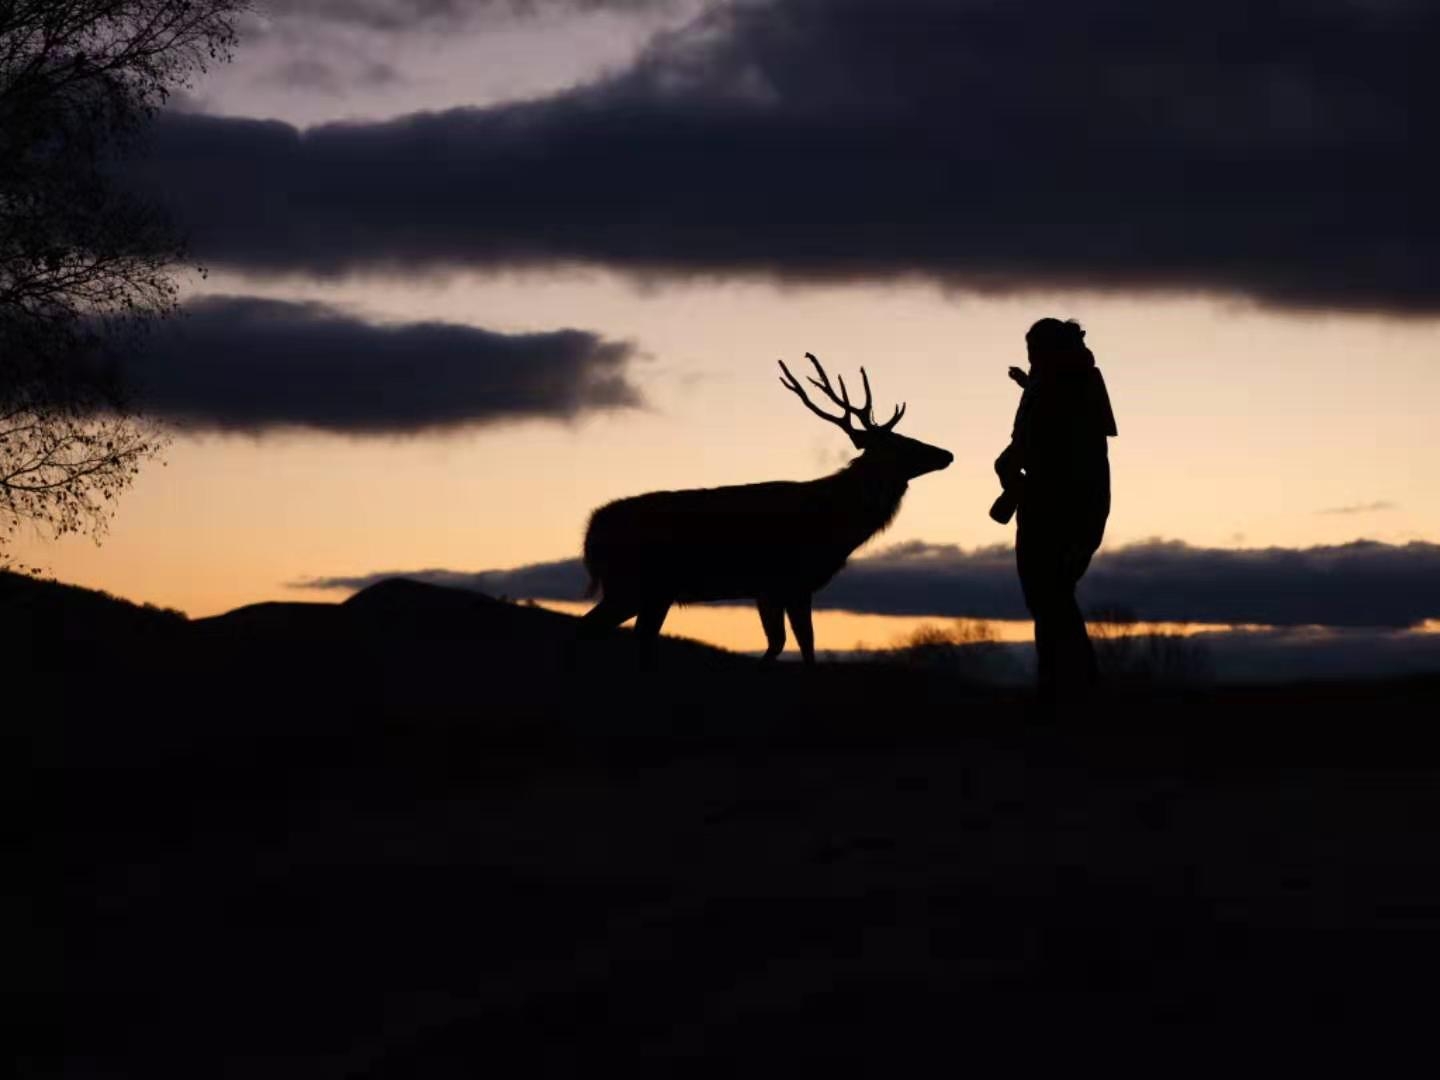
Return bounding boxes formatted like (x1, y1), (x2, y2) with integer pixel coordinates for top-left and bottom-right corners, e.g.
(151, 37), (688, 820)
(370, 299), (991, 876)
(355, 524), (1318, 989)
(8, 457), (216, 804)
(829, 457), (909, 551)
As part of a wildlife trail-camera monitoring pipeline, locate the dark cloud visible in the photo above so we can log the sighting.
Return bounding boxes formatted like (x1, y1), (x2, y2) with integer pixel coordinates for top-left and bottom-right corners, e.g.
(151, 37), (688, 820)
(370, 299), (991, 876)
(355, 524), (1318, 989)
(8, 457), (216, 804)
(255, 0), (680, 31)
(297, 539), (1440, 628)
(116, 295), (641, 433)
(300, 558), (589, 596)
(132, 0), (1440, 312)
(1317, 500), (1397, 515)
(267, 57), (402, 94)
(1187, 625), (1440, 683)
(824, 539), (1440, 628)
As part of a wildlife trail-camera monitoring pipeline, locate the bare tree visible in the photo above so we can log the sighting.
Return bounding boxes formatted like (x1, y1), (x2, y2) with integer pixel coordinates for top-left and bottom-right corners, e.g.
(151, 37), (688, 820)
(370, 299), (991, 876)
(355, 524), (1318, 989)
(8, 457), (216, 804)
(0, 1), (246, 561)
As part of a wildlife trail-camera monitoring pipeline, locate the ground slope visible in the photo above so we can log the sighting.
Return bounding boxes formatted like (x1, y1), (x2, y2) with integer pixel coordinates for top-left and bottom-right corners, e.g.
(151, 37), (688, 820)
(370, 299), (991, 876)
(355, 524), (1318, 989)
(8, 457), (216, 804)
(15, 574), (1440, 1075)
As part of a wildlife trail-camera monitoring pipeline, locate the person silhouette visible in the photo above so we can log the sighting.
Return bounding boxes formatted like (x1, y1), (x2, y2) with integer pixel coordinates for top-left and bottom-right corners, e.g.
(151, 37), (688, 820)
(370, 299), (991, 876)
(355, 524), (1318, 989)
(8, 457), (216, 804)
(993, 318), (1117, 707)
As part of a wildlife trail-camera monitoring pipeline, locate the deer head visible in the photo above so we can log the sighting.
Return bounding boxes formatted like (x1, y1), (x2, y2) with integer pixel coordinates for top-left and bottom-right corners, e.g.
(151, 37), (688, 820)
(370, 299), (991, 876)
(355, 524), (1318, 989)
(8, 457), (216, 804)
(778, 353), (953, 479)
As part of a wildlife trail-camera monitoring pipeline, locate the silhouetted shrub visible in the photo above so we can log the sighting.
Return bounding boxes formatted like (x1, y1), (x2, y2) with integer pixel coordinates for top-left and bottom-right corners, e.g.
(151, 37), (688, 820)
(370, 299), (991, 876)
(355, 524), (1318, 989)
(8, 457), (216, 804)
(1087, 606), (1213, 687)
(142, 601), (187, 620)
(888, 619), (1021, 683)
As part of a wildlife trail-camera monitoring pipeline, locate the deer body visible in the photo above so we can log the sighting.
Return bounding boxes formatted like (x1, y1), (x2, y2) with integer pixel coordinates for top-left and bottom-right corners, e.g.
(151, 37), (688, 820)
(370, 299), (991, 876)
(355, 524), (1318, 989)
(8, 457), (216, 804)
(579, 355), (952, 662)
(586, 463), (907, 601)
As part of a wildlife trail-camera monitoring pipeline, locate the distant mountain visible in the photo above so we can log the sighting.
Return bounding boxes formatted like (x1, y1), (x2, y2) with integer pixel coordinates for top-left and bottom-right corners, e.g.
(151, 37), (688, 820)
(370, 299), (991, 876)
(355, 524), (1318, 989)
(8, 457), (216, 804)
(2, 571), (734, 671)
(189, 576), (743, 673)
(10, 573), (767, 760)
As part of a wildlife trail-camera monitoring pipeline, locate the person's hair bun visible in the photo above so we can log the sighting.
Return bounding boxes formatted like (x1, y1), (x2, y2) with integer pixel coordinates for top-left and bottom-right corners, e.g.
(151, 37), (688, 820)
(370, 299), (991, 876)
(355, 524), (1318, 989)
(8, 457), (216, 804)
(1026, 317), (1088, 354)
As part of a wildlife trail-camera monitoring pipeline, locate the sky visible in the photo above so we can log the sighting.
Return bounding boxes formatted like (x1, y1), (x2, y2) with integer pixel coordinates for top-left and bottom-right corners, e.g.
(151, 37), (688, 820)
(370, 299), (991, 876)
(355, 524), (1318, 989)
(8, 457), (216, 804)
(11, 0), (1440, 669)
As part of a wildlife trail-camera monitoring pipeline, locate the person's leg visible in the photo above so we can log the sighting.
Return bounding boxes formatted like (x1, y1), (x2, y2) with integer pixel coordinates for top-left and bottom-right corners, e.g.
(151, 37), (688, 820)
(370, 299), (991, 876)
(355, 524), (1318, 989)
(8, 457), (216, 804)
(1016, 519), (1060, 703)
(1021, 497), (1108, 706)
(1074, 592), (1098, 687)
(1033, 607), (1058, 703)
(1062, 535), (1103, 692)
(1053, 581), (1097, 692)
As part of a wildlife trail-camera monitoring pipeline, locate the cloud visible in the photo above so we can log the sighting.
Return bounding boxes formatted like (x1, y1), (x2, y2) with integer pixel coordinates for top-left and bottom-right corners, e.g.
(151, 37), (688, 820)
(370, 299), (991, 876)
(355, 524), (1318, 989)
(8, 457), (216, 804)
(1187, 624), (1440, 683)
(266, 57), (403, 94)
(130, 0), (1440, 312)
(1317, 501), (1397, 515)
(114, 295), (641, 433)
(299, 558), (590, 597)
(297, 538), (1440, 628)
(256, 0), (679, 32)
(826, 539), (1440, 628)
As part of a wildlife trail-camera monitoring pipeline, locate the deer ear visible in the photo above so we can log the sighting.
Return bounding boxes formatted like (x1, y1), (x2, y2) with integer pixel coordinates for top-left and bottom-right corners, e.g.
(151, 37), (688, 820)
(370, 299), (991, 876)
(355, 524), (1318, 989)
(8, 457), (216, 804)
(847, 429), (869, 451)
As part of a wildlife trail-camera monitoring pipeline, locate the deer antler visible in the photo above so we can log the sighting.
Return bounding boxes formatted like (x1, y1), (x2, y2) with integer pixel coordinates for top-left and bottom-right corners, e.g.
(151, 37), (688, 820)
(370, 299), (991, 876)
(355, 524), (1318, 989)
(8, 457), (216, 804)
(779, 353), (857, 436)
(857, 366), (906, 431)
(778, 353), (905, 436)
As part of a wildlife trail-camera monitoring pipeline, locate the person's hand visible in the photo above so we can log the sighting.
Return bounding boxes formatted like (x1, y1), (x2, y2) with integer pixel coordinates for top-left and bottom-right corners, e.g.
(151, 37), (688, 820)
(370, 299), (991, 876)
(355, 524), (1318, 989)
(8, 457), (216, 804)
(995, 442), (1019, 482)
(1008, 366), (1028, 388)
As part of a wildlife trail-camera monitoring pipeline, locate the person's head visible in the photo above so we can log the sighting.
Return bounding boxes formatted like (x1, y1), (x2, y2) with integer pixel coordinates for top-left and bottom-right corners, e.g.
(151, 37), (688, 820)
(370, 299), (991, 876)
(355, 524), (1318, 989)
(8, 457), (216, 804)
(1025, 318), (1092, 374)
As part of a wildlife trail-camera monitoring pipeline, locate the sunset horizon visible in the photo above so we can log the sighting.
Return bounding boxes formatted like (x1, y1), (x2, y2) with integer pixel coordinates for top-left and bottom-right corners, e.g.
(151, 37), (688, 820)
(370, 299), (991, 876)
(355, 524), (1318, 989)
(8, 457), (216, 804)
(6, 0), (1438, 667)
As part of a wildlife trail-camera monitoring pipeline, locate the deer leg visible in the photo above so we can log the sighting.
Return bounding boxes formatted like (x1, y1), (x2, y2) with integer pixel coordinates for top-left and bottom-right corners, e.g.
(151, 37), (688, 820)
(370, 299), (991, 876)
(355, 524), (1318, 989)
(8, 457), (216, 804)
(630, 599), (672, 671)
(757, 598), (786, 660)
(578, 595), (639, 637)
(634, 599), (671, 641)
(786, 596), (816, 665)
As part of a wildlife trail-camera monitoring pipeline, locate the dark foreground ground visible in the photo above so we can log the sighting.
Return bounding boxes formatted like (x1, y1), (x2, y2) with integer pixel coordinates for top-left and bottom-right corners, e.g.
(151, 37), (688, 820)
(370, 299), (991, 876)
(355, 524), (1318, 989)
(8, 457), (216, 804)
(12, 573), (1440, 1075)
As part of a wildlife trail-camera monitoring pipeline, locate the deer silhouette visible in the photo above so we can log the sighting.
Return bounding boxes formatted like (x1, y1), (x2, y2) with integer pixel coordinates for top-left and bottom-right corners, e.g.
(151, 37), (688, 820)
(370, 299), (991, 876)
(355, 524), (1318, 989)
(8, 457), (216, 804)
(579, 353), (953, 662)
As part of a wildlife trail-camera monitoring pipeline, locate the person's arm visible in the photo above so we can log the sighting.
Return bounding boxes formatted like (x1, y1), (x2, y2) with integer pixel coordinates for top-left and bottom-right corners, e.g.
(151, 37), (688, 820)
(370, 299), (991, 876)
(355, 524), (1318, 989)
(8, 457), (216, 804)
(990, 440), (1024, 524)
(995, 438), (1024, 489)
(1089, 368), (1118, 437)
(997, 379), (1035, 481)
(990, 378), (1032, 525)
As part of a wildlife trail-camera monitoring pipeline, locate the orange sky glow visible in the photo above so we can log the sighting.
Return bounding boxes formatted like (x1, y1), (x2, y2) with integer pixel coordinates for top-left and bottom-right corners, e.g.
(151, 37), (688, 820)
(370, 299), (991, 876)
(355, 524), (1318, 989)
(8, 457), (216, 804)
(7, 5), (1438, 660)
(13, 278), (1438, 656)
